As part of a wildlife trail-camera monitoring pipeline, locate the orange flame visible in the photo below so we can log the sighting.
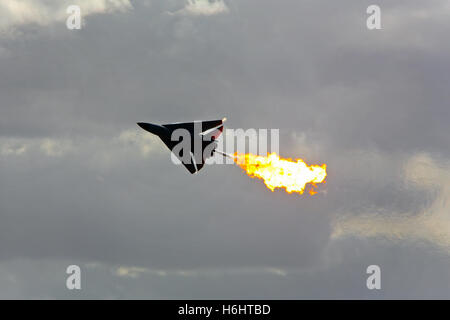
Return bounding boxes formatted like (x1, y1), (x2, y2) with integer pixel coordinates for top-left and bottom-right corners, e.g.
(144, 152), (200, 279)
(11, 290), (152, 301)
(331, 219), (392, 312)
(234, 153), (327, 195)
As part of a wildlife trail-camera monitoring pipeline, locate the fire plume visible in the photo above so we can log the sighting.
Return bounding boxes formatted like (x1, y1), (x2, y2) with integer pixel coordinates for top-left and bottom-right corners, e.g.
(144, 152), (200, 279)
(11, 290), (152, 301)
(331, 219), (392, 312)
(234, 153), (327, 195)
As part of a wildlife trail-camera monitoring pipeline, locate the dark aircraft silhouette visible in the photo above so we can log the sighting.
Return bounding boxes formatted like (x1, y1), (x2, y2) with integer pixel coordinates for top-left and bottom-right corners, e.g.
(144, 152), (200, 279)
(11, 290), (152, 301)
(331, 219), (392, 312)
(137, 118), (226, 174)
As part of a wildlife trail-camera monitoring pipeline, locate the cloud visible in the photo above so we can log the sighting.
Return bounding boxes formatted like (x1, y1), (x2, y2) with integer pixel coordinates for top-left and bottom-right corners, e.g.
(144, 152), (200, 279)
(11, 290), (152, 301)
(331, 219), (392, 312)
(113, 265), (287, 279)
(115, 266), (154, 278)
(0, 139), (27, 156)
(332, 153), (450, 251)
(0, 129), (162, 159)
(1, 0), (450, 298)
(0, 0), (132, 35)
(117, 129), (163, 157)
(171, 0), (229, 16)
(0, 136), (77, 157)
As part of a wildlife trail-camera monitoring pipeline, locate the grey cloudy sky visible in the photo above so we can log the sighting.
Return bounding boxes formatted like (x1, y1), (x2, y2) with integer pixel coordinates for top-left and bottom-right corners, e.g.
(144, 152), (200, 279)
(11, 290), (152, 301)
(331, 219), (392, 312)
(0, 0), (449, 299)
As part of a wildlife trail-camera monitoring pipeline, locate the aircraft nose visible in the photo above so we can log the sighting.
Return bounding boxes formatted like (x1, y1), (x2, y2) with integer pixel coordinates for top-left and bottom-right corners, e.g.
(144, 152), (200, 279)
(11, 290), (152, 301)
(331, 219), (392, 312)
(137, 122), (168, 137)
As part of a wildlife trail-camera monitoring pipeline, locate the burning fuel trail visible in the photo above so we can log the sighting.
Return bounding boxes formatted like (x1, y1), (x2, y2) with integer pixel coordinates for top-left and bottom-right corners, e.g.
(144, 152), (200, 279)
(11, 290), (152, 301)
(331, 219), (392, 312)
(233, 153), (327, 195)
